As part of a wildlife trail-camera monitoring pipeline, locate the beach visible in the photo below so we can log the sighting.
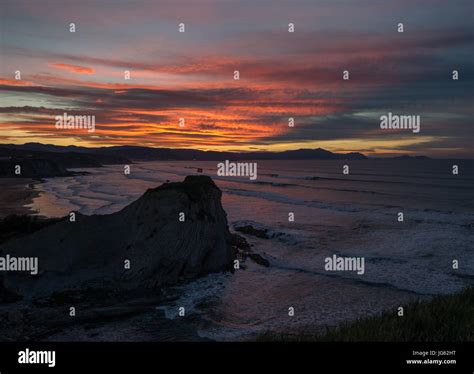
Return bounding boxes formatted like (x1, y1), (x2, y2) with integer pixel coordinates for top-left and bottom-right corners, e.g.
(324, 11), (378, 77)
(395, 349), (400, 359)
(0, 179), (39, 219)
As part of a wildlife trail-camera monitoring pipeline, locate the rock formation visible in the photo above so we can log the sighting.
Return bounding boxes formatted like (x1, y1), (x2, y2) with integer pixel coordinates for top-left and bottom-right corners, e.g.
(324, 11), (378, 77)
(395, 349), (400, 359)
(0, 176), (235, 299)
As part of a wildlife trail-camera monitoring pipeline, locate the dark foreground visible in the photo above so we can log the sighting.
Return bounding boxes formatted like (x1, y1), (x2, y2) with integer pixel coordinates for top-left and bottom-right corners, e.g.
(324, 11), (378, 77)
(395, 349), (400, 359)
(258, 287), (474, 342)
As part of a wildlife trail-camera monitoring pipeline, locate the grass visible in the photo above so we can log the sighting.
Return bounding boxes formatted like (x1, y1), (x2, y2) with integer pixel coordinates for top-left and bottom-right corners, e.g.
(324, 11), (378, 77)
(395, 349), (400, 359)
(257, 287), (474, 342)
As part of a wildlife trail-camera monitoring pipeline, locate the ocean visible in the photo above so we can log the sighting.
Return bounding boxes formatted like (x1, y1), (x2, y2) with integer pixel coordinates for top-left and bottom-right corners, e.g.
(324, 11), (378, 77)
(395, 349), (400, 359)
(26, 159), (474, 340)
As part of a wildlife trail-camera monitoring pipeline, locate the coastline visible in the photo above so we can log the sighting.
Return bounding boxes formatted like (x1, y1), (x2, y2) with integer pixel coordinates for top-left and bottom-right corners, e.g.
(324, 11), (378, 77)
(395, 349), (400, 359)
(0, 178), (40, 219)
(0, 166), (472, 342)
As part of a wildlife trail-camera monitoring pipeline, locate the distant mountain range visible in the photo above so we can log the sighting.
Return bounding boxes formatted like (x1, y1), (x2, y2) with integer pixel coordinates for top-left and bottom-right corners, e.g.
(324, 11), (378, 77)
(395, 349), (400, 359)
(0, 142), (369, 162)
(0, 143), (372, 178)
(0, 143), (367, 178)
(0, 143), (435, 178)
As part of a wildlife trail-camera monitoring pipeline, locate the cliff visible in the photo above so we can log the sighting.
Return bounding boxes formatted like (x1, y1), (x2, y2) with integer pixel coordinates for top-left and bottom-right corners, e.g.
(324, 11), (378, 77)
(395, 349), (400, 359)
(0, 176), (235, 299)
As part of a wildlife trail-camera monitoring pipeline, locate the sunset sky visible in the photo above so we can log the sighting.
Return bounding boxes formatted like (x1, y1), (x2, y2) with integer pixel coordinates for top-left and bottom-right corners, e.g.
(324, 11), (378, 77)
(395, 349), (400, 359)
(0, 0), (472, 157)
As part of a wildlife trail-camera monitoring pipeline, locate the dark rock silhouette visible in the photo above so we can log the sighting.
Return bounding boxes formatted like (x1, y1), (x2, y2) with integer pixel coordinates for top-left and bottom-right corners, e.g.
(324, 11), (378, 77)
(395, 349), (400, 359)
(0, 146), (131, 178)
(234, 220), (297, 245)
(1, 176), (235, 299)
(0, 157), (72, 178)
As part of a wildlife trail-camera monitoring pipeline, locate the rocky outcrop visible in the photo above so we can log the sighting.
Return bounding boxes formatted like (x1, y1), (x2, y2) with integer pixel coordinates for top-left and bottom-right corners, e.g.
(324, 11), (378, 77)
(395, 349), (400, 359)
(234, 221), (271, 239)
(0, 176), (235, 299)
(234, 220), (296, 245)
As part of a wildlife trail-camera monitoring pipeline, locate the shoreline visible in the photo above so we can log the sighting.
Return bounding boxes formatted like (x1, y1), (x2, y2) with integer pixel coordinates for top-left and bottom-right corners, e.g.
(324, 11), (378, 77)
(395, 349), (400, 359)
(0, 170), (471, 341)
(0, 178), (40, 219)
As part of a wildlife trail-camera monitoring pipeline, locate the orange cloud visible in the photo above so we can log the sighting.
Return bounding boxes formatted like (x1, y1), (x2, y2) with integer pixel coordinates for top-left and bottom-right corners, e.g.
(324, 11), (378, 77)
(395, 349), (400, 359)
(49, 62), (95, 75)
(0, 78), (38, 86)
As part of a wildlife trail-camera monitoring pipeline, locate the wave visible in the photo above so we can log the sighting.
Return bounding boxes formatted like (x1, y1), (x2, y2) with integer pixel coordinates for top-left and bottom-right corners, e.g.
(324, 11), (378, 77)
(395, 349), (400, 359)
(298, 175), (474, 190)
(269, 260), (435, 296)
(224, 187), (366, 213)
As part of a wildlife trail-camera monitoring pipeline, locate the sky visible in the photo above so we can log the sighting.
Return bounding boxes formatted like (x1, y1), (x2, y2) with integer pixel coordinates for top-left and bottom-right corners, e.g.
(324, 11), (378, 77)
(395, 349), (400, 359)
(0, 0), (473, 157)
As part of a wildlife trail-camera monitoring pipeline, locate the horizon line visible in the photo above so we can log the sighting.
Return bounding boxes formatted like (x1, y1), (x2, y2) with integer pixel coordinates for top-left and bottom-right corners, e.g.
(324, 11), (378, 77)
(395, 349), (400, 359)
(2, 142), (474, 160)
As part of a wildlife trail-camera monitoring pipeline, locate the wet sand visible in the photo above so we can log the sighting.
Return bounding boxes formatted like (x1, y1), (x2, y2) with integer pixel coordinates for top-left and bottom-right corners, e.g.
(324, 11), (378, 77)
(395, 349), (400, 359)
(0, 178), (39, 219)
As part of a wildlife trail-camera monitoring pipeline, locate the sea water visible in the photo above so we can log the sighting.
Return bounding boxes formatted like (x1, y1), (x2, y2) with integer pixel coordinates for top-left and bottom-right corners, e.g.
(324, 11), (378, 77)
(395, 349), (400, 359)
(26, 159), (474, 340)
